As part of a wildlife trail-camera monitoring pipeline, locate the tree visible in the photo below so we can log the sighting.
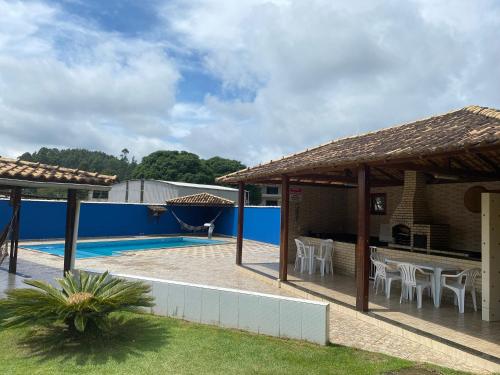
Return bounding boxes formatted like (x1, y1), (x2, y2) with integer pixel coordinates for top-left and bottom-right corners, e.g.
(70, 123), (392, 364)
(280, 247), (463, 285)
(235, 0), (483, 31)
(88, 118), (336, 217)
(204, 157), (245, 178)
(246, 185), (262, 205)
(132, 151), (214, 184)
(120, 148), (130, 162)
(20, 147), (136, 181)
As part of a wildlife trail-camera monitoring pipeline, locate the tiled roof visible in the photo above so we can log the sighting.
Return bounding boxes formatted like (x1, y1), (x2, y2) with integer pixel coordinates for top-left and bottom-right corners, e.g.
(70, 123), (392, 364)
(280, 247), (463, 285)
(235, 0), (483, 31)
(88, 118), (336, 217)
(0, 157), (117, 186)
(166, 192), (235, 206)
(217, 105), (500, 183)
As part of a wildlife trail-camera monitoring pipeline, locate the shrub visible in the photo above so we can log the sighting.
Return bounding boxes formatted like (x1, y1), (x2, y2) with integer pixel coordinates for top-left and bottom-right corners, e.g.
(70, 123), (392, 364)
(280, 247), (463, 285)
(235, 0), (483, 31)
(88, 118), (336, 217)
(0, 271), (154, 334)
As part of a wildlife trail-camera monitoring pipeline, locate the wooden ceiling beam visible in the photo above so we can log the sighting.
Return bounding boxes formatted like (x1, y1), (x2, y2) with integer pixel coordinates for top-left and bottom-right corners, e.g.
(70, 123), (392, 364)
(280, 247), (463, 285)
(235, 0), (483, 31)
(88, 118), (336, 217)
(388, 162), (500, 180)
(472, 151), (500, 173)
(372, 167), (402, 183)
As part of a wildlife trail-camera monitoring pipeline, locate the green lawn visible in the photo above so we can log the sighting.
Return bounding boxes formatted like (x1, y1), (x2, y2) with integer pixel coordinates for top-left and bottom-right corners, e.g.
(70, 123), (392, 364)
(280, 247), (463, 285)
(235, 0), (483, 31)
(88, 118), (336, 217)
(0, 309), (464, 375)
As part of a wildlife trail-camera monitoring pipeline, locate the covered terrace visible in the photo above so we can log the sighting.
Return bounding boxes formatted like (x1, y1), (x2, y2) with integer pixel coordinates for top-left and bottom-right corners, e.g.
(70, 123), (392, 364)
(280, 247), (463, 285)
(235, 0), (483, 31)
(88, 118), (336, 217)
(218, 105), (500, 367)
(0, 157), (116, 275)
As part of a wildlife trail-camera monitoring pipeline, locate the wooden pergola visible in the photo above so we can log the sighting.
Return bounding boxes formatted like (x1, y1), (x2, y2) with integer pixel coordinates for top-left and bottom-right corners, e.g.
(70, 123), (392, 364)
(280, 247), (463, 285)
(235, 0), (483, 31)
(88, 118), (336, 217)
(0, 157), (116, 275)
(217, 105), (500, 312)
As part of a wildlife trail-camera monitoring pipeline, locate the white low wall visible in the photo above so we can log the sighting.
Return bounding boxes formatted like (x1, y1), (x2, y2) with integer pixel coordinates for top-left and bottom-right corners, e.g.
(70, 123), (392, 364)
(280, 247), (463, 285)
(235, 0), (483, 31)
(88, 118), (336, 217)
(90, 271), (329, 345)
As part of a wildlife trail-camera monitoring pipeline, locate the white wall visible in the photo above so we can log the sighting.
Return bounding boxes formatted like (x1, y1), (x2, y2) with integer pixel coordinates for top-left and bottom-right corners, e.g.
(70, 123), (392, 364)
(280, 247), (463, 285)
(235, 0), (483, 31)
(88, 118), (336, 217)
(143, 180), (179, 203)
(108, 181), (127, 202)
(90, 271), (330, 345)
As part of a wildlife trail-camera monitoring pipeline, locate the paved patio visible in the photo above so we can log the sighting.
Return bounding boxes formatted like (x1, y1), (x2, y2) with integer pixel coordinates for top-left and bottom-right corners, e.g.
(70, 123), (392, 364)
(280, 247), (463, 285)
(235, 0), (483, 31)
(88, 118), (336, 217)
(0, 236), (496, 373)
(246, 262), (500, 360)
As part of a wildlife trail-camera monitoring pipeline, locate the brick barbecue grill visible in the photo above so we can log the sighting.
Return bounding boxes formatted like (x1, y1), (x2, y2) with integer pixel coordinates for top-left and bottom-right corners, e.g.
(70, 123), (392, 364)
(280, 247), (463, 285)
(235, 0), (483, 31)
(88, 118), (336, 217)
(390, 171), (449, 251)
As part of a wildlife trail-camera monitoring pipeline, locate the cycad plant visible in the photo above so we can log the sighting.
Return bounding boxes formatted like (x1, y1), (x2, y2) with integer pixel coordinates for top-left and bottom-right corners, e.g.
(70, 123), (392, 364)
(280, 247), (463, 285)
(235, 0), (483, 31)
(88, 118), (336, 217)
(0, 271), (154, 334)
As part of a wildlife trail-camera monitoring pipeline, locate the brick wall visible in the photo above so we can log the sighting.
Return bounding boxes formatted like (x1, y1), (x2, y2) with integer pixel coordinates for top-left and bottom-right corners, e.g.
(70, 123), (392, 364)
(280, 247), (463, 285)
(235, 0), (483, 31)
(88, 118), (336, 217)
(345, 181), (500, 253)
(299, 236), (356, 275)
(285, 180), (493, 309)
(287, 180), (500, 261)
(287, 185), (348, 262)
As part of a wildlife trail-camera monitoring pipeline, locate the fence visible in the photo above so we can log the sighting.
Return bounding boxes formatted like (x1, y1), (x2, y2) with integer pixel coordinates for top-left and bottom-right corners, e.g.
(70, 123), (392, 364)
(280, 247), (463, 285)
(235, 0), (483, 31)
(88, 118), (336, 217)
(0, 199), (281, 245)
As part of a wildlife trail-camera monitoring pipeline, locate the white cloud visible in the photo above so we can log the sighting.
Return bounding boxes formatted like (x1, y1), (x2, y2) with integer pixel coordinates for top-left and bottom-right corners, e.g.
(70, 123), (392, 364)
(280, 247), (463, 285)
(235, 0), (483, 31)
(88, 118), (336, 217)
(161, 0), (500, 164)
(1, 0), (499, 167)
(0, 0), (181, 159)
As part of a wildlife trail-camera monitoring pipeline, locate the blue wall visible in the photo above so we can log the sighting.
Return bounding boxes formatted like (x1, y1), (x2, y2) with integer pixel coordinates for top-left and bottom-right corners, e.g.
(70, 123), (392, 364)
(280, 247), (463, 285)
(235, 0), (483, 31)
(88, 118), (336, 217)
(216, 206), (281, 245)
(0, 199), (280, 245)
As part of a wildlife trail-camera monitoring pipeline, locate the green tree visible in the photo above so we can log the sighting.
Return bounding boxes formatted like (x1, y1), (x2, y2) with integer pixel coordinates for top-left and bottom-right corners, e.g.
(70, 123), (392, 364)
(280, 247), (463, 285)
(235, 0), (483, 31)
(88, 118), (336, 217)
(204, 157), (245, 178)
(132, 151), (214, 184)
(20, 147), (136, 181)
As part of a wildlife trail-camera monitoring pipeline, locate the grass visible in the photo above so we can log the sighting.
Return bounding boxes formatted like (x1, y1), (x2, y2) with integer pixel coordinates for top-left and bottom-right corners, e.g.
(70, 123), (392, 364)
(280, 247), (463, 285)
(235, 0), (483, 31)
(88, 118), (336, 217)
(0, 308), (465, 375)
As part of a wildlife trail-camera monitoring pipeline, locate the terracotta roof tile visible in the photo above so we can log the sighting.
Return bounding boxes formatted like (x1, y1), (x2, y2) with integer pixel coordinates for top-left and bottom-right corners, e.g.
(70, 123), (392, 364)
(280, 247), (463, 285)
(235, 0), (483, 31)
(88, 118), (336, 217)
(0, 157), (117, 186)
(166, 192), (235, 206)
(217, 105), (500, 183)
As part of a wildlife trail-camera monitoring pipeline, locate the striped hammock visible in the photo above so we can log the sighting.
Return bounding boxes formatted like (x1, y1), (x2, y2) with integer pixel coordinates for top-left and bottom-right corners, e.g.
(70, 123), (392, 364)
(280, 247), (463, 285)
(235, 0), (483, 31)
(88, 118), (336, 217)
(171, 210), (222, 232)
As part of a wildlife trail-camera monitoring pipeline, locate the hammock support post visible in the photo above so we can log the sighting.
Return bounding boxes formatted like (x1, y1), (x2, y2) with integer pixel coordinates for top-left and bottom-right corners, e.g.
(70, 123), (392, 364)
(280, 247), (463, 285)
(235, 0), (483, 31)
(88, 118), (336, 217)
(8, 187), (21, 274)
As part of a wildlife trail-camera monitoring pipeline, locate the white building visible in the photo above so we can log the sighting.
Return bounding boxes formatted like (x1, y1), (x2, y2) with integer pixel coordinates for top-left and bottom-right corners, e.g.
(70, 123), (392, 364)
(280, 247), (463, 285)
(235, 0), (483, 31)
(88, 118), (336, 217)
(89, 179), (247, 205)
(259, 184), (281, 206)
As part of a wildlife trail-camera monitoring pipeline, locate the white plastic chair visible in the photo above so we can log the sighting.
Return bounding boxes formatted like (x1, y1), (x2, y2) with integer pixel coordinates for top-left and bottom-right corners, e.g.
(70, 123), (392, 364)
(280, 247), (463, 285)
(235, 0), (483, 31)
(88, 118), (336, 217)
(370, 247), (389, 285)
(398, 263), (434, 309)
(371, 257), (401, 299)
(314, 239), (334, 276)
(441, 268), (481, 313)
(294, 239), (309, 273)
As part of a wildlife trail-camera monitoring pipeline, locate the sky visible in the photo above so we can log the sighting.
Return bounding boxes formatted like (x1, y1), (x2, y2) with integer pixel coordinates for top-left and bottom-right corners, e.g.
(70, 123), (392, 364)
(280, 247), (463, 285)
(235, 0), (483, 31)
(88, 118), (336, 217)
(0, 0), (499, 166)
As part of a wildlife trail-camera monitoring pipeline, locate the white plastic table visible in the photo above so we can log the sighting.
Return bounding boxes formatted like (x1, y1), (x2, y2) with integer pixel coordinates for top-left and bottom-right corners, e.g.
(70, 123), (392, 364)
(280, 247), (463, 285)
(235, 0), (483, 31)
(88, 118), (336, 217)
(385, 258), (462, 307)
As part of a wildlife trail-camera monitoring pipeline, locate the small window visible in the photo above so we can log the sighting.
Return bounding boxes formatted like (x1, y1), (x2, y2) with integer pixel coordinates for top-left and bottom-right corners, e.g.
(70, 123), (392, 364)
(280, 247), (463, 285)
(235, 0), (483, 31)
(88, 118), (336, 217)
(266, 186), (279, 195)
(370, 193), (386, 215)
(265, 200), (278, 206)
(92, 190), (109, 199)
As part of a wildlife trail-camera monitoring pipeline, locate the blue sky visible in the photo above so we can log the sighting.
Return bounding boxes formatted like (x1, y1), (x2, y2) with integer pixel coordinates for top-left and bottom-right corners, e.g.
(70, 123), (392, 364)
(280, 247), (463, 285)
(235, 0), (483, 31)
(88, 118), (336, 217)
(0, 0), (499, 165)
(52, 0), (229, 103)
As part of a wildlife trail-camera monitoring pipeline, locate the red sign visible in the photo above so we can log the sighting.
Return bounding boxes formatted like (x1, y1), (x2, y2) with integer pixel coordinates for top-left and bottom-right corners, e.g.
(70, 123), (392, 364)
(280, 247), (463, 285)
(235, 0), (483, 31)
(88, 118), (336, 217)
(289, 187), (303, 202)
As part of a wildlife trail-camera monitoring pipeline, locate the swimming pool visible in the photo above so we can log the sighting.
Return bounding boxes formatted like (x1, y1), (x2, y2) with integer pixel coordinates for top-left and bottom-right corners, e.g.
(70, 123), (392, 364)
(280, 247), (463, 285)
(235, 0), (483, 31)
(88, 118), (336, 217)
(25, 237), (225, 259)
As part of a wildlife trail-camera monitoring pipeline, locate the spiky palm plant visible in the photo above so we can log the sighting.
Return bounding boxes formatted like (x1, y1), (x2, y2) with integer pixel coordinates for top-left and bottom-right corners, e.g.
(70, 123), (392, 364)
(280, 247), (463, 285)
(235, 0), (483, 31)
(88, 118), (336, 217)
(0, 271), (154, 334)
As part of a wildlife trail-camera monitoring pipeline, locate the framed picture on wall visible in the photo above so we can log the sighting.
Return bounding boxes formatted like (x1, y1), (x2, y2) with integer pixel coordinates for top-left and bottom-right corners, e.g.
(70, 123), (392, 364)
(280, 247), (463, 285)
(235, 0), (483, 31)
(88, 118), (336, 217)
(370, 193), (386, 215)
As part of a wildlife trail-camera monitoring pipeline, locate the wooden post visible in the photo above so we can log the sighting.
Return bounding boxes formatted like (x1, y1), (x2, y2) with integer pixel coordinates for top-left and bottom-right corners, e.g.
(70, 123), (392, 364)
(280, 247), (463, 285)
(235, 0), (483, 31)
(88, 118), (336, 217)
(64, 189), (78, 274)
(70, 200), (81, 271)
(8, 187), (21, 274)
(356, 165), (370, 311)
(236, 181), (245, 265)
(279, 175), (290, 281)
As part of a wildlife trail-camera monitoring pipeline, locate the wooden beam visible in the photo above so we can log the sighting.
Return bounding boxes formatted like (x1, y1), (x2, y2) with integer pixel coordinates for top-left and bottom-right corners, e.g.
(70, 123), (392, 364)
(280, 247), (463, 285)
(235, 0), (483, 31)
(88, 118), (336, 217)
(8, 187), (21, 274)
(279, 175), (290, 281)
(63, 189), (78, 274)
(372, 167), (402, 183)
(387, 162), (499, 180)
(356, 165), (370, 312)
(473, 152), (500, 173)
(236, 182), (245, 265)
(448, 157), (470, 170)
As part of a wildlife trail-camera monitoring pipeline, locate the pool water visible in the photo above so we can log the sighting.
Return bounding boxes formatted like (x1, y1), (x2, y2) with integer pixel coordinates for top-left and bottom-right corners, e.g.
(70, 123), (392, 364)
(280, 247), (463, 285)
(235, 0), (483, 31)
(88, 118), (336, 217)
(25, 237), (225, 259)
